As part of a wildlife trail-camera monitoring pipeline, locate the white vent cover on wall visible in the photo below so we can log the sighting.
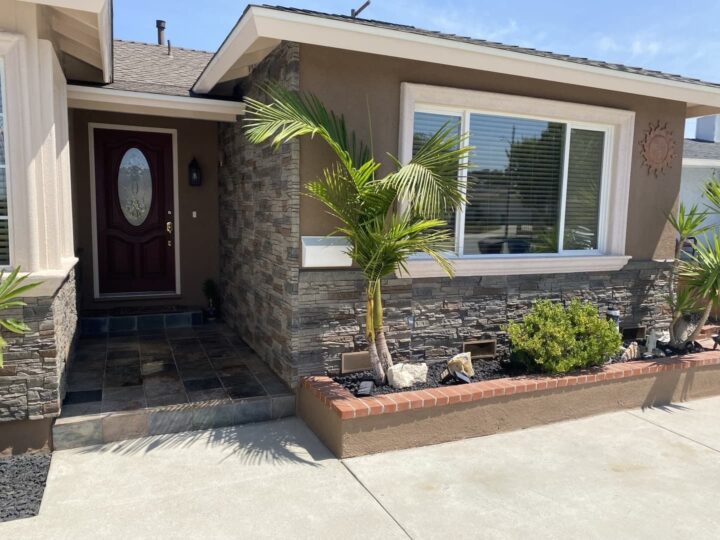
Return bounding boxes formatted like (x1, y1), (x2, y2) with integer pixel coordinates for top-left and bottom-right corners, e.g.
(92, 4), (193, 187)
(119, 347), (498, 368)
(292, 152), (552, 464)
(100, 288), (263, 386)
(301, 236), (352, 268)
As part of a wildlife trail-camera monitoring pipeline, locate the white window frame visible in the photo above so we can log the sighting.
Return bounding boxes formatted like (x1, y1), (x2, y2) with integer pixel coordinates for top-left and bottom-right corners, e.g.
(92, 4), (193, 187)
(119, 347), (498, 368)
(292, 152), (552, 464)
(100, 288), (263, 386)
(0, 57), (10, 268)
(398, 83), (635, 277)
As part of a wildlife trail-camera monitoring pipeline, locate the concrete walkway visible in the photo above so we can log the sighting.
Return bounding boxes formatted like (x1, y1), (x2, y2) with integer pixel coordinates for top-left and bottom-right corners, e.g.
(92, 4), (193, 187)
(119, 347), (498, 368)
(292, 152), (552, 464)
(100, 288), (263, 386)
(3, 397), (720, 539)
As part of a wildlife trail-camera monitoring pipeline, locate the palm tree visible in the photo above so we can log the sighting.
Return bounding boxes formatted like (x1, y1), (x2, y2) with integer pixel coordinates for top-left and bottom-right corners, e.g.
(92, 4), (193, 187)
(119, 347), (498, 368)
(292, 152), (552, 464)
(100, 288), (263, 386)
(243, 85), (470, 383)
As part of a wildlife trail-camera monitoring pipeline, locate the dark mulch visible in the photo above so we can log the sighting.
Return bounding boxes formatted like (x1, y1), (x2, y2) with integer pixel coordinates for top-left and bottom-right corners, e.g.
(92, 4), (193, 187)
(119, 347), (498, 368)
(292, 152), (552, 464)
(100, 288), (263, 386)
(333, 358), (527, 396)
(332, 341), (709, 397)
(0, 453), (51, 522)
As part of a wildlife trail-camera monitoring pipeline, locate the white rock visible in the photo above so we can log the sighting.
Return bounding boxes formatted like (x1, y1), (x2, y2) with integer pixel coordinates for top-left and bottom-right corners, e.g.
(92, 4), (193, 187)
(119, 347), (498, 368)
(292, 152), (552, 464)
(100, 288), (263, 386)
(448, 352), (475, 377)
(387, 362), (428, 389)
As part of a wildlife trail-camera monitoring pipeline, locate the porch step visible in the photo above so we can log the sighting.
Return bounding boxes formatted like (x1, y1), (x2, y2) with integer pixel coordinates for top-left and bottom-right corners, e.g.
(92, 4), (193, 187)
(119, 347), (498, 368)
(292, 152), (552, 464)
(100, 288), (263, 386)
(80, 309), (204, 336)
(52, 394), (296, 450)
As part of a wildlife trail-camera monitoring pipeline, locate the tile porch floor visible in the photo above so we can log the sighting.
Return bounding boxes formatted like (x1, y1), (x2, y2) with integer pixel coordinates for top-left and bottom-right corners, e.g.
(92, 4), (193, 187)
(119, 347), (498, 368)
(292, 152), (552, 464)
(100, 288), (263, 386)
(61, 324), (291, 417)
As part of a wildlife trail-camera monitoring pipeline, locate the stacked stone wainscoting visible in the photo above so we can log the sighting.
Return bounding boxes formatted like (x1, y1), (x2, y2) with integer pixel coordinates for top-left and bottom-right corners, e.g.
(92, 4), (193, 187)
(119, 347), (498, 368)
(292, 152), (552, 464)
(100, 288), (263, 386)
(218, 42), (301, 385)
(0, 269), (77, 428)
(295, 261), (672, 376)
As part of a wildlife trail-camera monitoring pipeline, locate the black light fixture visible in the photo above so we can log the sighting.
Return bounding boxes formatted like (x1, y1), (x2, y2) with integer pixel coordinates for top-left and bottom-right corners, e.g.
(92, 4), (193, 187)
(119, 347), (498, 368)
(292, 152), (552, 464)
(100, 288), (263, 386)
(188, 158), (202, 186)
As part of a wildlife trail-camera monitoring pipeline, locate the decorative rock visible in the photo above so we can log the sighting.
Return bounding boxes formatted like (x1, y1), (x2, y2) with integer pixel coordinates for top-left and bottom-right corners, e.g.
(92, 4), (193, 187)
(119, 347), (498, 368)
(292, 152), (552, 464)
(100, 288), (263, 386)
(447, 352), (475, 377)
(387, 362), (428, 389)
(620, 341), (641, 361)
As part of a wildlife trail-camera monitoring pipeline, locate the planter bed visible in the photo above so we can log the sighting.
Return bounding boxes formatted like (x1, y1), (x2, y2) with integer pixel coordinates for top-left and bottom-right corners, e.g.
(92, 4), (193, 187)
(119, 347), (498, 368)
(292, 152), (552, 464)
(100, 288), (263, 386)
(0, 453), (51, 522)
(298, 349), (720, 458)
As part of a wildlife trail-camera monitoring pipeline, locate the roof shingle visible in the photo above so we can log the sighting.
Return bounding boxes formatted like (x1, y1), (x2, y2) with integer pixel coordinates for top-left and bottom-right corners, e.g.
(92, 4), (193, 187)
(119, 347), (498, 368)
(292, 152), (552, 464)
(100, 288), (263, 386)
(684, 139), (720, 160)
(105, 40), (213, 96)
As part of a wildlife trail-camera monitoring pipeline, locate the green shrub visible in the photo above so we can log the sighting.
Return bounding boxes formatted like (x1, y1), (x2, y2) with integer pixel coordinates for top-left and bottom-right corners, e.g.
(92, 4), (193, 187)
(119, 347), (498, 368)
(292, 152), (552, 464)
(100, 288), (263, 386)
(506, 299), (622, 374)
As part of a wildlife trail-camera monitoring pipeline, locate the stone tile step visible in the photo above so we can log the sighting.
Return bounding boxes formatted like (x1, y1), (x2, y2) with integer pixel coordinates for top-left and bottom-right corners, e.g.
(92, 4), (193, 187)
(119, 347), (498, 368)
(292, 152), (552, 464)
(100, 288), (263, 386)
(79, 310), (205, 336)
(52, 393), (296, 450)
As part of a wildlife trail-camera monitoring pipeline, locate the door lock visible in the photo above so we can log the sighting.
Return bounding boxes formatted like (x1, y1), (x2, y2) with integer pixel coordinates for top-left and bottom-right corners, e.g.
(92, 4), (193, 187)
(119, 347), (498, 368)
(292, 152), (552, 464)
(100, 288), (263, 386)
(166, 221), (174, 234)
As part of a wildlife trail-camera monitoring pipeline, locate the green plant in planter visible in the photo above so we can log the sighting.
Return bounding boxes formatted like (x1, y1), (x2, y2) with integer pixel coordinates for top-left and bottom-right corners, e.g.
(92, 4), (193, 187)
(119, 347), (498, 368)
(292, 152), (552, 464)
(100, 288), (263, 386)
(243, 84), (470, 384)
(202, 279), (221, 319)
(506, 299), (622, 375)
(0, 268), (41, 368)
(679, 235), (720, 343)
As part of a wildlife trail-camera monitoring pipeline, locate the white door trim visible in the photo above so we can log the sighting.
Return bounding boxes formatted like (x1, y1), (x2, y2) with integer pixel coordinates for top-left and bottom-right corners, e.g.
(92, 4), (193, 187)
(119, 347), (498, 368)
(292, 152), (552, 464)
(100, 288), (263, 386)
(88, 122), (181, 299)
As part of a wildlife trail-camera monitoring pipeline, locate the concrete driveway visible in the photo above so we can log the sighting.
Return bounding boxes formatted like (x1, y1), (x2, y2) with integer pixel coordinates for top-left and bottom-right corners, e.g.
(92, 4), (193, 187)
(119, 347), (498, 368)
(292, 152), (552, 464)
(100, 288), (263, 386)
(3, 397), (720, 539)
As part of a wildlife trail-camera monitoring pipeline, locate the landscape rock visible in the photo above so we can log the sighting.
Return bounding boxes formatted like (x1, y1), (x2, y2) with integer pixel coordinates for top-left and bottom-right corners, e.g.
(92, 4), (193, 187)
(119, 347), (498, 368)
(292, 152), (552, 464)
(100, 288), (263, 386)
(387, 362), (428, 389)
(447, 352), (475, 377)
(620, 341), (641, 361)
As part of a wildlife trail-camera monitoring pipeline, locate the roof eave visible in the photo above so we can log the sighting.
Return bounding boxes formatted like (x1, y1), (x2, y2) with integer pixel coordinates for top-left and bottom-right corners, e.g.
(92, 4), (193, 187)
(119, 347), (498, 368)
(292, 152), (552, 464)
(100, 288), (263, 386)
(194, 5), (720, 113)
(67, 84), (245, 122)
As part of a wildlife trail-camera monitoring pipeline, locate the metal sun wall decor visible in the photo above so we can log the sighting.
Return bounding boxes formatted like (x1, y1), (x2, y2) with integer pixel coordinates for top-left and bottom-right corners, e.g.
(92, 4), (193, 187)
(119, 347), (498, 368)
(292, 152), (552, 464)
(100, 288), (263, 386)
(639, 121), (676, 177)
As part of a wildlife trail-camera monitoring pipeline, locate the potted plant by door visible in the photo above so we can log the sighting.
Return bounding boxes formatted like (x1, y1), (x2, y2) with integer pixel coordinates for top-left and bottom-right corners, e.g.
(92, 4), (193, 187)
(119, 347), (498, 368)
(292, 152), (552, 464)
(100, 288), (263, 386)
(202, 279), (221, 322)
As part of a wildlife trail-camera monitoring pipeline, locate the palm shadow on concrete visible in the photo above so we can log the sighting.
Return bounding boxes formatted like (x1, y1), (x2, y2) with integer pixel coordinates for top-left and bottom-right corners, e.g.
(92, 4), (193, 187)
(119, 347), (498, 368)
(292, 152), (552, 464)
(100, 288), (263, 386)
(76, 417), (327, 468)
(641, 364), (694, 412)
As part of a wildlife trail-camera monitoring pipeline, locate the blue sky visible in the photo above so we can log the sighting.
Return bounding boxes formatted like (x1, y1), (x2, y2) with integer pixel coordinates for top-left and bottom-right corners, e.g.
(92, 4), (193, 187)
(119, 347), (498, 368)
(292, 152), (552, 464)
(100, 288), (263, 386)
(114, 0), (720, 137)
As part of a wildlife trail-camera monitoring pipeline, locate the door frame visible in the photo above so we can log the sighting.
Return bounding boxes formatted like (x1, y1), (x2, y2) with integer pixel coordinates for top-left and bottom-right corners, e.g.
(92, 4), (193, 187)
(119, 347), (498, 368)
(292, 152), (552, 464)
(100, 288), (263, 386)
(88, 123), (181, 300)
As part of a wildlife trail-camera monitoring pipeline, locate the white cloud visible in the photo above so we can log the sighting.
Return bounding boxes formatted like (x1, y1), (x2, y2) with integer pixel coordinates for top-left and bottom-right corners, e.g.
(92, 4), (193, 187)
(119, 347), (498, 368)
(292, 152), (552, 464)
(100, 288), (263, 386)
(630, 38), (661, 57)
(597, 35), (620, 53)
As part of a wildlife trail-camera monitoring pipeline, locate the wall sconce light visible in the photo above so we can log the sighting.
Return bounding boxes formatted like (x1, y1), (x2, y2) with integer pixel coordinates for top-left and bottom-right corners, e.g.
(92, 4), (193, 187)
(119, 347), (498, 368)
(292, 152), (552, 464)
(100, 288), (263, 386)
(188, 158), (202, 186)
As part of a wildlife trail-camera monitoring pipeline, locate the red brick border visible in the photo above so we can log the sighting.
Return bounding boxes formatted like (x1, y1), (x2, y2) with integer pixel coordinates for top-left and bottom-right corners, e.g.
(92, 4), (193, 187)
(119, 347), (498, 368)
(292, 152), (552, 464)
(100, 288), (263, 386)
(301, 350), (720, 420)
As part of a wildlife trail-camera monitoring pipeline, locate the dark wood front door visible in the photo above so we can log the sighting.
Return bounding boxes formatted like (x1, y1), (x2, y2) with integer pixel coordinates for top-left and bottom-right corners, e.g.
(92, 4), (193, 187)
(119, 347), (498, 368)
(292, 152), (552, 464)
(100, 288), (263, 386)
(94, 128), (176, 295)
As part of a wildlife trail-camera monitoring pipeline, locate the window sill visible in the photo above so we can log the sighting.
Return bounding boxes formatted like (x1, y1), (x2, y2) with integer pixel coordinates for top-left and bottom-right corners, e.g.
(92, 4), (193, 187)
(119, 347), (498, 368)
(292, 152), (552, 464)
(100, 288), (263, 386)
(398, 255), (632, 278)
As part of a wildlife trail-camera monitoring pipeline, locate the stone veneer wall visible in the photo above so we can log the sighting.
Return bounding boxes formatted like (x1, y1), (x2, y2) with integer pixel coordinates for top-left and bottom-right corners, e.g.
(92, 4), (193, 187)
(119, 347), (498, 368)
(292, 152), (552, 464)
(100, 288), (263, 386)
(216, 42), (673, 388)
(218, 42), (301, 384)
(295, 261), (672, 377)
(0, 269), (77, 422)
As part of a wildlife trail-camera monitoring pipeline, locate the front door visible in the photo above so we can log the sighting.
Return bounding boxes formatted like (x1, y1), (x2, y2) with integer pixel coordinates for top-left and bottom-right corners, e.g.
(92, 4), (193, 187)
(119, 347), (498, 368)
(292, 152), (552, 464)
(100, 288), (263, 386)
(93, 127), (176, 296)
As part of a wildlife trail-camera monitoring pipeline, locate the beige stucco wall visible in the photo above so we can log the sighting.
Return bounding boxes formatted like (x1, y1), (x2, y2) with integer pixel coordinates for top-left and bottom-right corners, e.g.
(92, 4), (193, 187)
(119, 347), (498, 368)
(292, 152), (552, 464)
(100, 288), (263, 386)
(69, 109), (220, 309)
(298, 44), (687, 261)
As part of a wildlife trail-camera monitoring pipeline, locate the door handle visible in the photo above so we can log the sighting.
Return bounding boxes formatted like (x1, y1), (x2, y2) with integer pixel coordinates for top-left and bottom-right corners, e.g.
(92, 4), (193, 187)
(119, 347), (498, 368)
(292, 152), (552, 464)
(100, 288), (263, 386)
(166, 221), (174, 234)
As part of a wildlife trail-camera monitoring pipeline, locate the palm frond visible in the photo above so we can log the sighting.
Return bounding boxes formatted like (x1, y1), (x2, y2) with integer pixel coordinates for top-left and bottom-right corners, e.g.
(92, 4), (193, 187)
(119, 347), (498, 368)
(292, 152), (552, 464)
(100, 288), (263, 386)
(667, 202), (710, 243)
(381, 123), (471, 218)
(244, 84), (370, 171)
(680, 234), (720, 302)
(704, 178), (720, 214)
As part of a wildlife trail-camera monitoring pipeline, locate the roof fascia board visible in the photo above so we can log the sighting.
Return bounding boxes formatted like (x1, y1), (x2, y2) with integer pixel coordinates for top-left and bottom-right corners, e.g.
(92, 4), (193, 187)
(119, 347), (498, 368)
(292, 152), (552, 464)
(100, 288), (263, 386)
(19, 0), (106, 12)
(67, 84), (245, 122)
(687, 105), (720, 118)
(193, 12), (259, 93)
(683, 158), (720, 167)
(196, 6), (720, 109)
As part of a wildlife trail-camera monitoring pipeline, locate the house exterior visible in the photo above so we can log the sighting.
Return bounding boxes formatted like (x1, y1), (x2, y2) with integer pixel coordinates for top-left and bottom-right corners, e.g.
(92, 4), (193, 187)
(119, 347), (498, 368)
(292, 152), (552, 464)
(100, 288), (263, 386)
(682, 115), (720, 240)
(4, 1), (720, 450)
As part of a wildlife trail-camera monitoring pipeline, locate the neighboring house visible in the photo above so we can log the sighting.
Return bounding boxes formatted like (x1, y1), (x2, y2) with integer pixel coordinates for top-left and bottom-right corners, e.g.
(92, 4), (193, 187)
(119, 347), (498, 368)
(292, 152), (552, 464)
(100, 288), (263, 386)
(4, 1), (720, 446)
(682, 115), (720, 243)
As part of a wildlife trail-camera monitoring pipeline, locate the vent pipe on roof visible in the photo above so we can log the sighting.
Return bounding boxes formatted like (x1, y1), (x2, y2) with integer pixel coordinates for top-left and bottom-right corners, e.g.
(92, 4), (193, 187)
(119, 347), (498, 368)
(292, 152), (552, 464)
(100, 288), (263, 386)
(351, 0), (370, 18)
(156, 20), (166, 46)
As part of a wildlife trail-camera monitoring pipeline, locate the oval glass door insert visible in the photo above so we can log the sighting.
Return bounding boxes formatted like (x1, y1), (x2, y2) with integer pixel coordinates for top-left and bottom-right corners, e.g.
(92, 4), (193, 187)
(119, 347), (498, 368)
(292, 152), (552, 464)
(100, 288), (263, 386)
(118, 147), (152, 226)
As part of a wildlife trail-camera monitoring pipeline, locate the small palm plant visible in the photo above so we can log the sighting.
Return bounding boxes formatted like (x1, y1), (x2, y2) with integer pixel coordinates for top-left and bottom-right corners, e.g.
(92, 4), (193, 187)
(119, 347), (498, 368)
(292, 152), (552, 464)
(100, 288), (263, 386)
(666, 202), (711, 346)
(680, 235), (720, 344)
(244, 85), (470, 383)
(0, 268), (40, 368)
